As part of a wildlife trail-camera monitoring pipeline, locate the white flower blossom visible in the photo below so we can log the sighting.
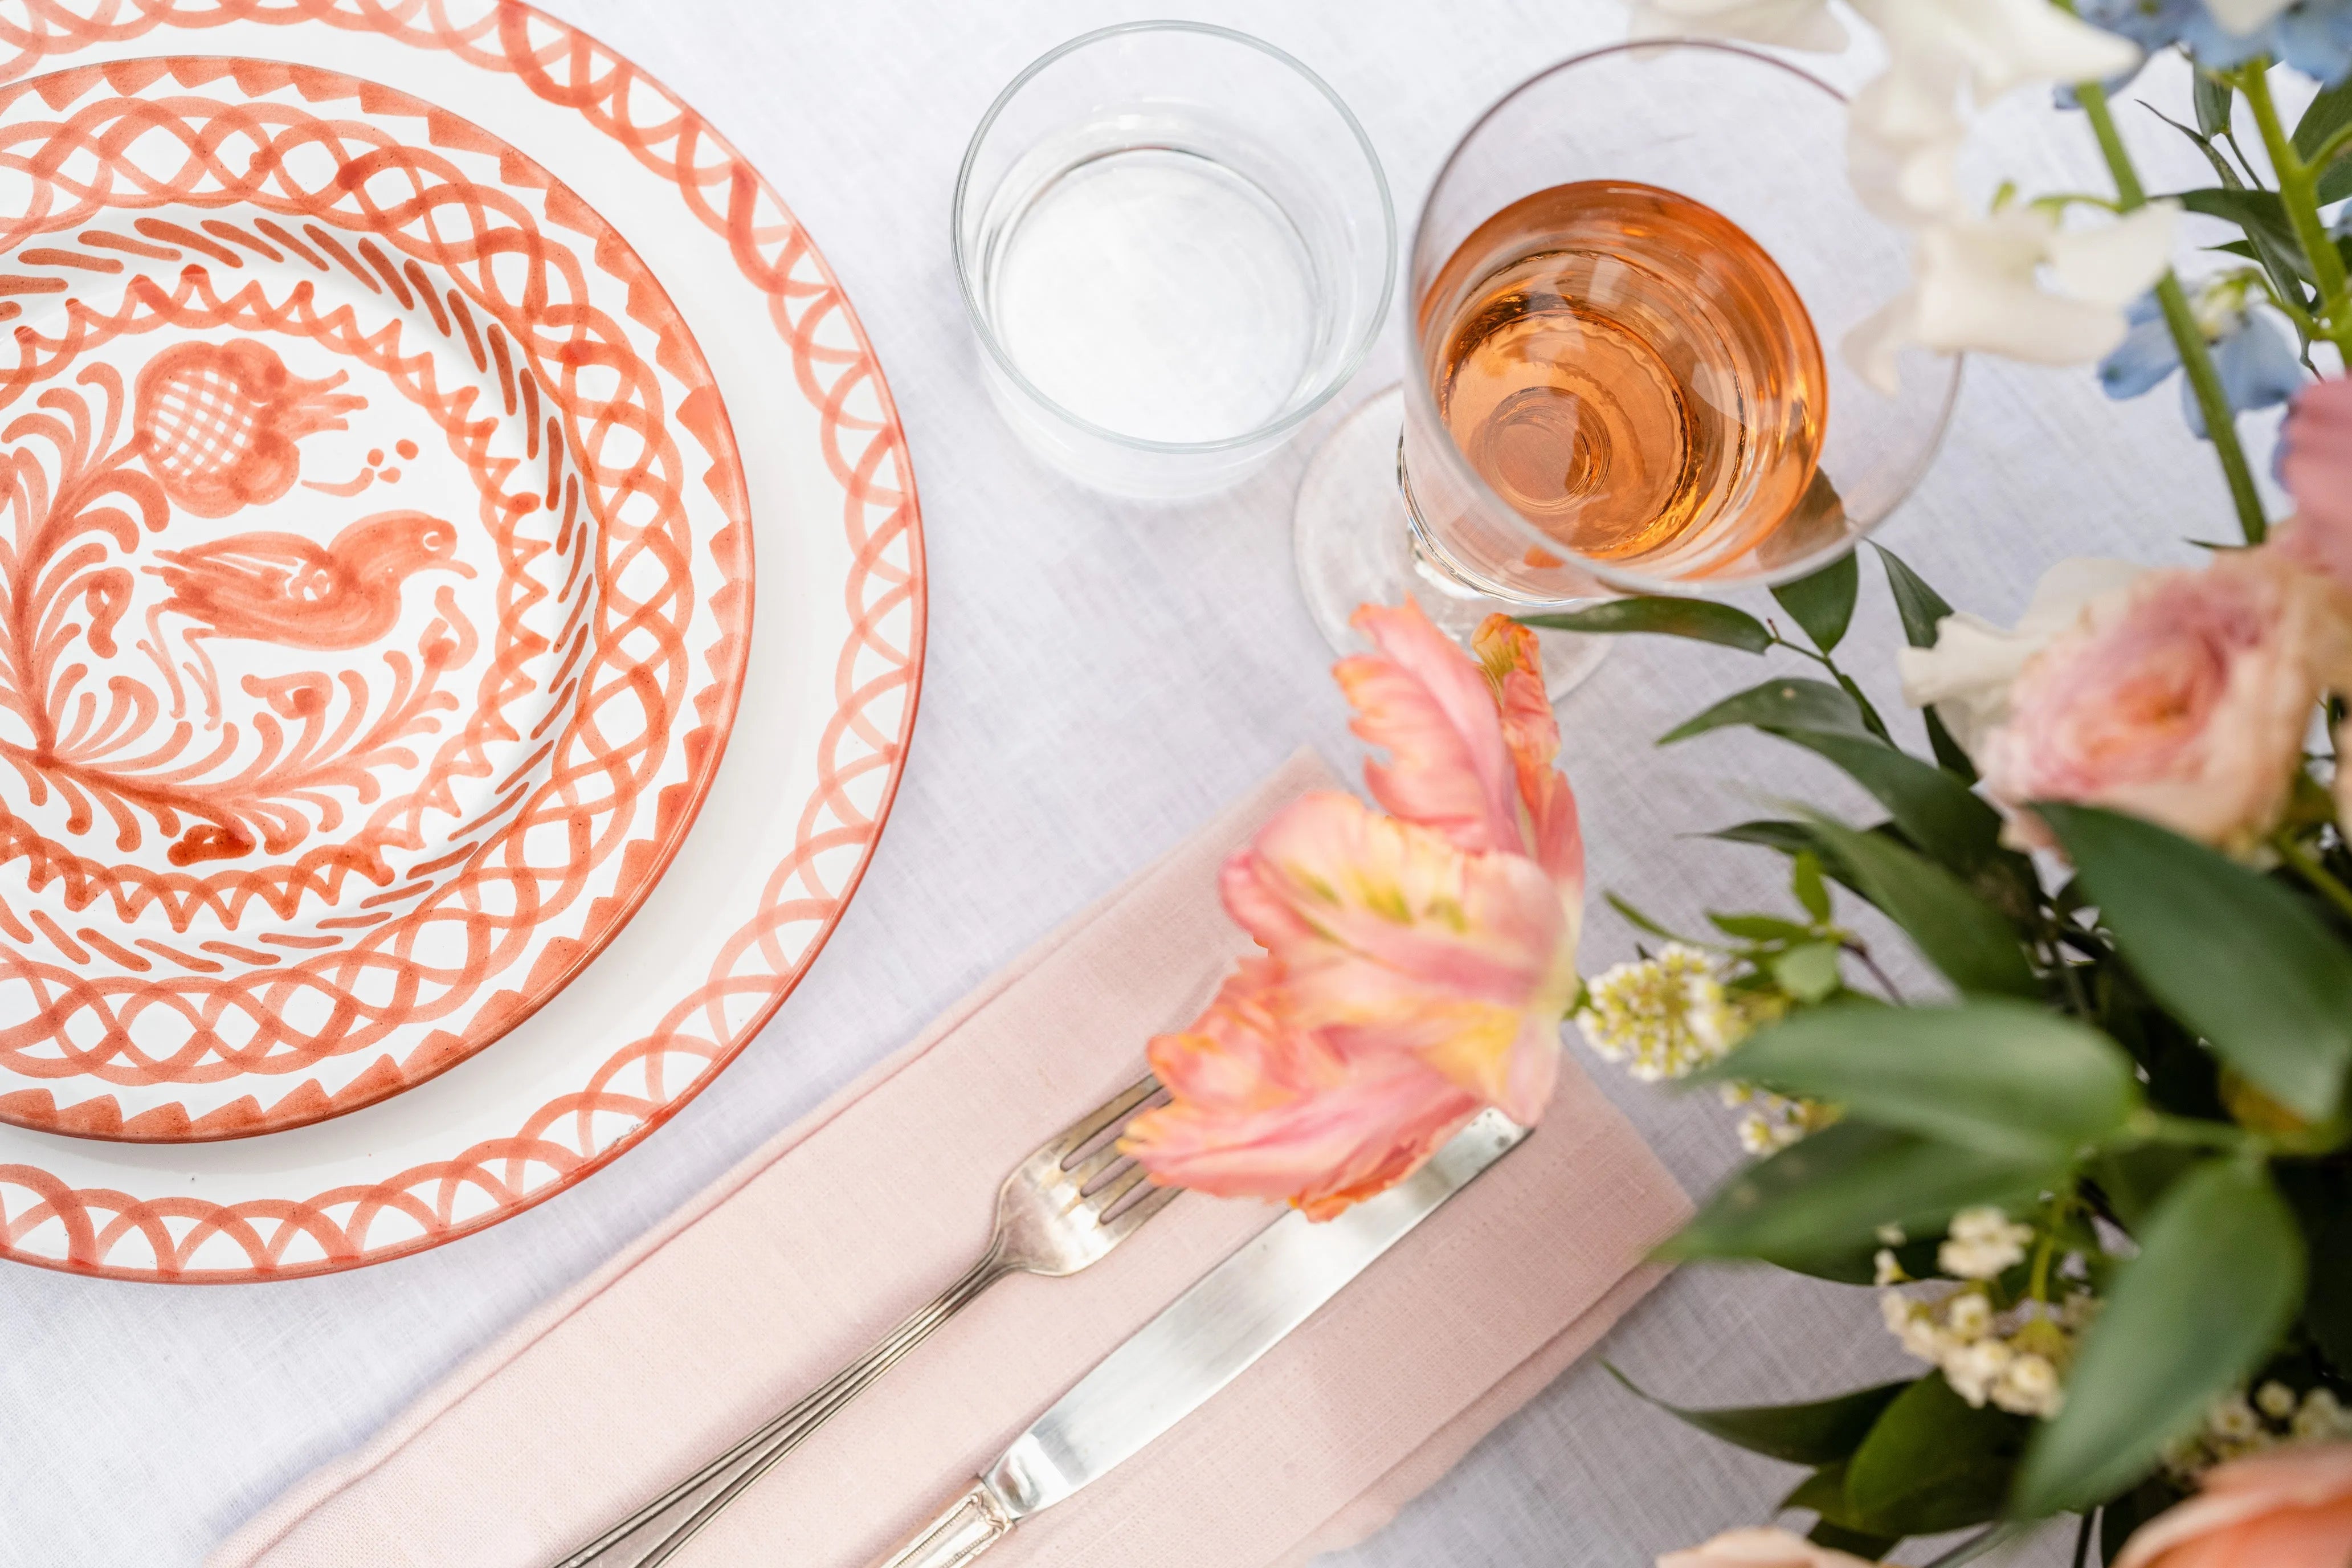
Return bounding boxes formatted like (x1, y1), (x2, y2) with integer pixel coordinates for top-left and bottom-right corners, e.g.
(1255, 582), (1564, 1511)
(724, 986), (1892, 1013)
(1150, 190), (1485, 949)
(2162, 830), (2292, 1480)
(1849, 202), (2181, 396)
(1993, 1352), (2064, 1418)
(1945, 1288), (1995, 1340)
(2294, 1388), (2352, 1442)
(1881, 1284), (2090, 1420)
(1945, 1336), (2017, 1407)
(2259, 1381), (2301, 1420)
(1874, 1248), (1908, 1287)
(2211, 1391), (2264, 1443)
(1577, 944), (1746, 1081)
(1939, 1206), (2036, 1281)
(2206, 0), (2298, 32)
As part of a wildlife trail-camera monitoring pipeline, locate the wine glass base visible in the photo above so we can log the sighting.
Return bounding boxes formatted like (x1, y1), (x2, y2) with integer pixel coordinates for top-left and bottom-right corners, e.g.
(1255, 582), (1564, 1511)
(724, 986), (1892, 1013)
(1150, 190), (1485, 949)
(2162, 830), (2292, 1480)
(1291, 385), (1611, 697)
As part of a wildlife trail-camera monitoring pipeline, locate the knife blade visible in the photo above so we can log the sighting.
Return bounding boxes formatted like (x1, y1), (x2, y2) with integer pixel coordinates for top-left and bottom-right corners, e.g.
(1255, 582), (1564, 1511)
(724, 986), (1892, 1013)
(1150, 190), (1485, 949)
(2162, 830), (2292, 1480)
(873, 1109), (1529, 1568)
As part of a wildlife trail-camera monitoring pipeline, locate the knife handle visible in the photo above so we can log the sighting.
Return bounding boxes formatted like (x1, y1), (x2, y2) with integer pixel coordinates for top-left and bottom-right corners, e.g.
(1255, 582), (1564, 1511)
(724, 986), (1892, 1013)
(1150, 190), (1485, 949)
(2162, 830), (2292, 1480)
(873, 1482), (1014, 1568)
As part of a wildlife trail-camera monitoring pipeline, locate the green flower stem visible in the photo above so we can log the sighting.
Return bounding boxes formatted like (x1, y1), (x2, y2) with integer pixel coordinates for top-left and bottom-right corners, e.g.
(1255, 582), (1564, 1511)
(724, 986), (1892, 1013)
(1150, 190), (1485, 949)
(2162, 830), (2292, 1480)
(2077, 74), (2271, 545)
(2276, 830), (2352, 924)
(2239, 63), (2352, 366)
(2126, 1107), (2265, 1154)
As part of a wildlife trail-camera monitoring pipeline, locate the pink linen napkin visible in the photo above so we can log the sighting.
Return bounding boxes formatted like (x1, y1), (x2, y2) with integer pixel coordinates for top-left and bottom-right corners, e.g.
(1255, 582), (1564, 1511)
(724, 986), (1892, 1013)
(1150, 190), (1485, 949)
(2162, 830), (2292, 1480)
(213, 750), (1692, 1568)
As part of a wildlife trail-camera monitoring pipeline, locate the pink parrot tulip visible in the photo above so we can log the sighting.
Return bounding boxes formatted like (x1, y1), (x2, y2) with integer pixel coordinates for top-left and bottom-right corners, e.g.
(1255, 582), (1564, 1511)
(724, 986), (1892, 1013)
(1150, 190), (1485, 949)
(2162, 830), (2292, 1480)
(1123, 602), (1584, 1215)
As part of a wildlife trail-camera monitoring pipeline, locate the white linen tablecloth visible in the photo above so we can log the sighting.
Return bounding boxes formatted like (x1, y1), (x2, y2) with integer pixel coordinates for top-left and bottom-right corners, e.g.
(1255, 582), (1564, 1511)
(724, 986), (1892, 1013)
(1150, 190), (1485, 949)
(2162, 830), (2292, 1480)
(0, 2), (2264, 1563)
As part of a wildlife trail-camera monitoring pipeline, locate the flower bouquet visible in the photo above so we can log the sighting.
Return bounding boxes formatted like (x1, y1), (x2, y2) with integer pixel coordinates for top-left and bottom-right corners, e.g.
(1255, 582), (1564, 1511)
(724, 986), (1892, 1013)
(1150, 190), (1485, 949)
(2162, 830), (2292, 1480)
(1117, 2), (2352, 1564)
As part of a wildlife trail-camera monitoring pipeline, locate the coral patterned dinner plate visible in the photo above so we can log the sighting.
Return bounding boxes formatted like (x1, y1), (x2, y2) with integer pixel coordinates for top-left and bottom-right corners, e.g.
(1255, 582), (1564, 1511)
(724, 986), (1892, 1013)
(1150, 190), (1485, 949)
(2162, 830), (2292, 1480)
(0, 59), (752, 1142)
(0, 5), (922, 1277)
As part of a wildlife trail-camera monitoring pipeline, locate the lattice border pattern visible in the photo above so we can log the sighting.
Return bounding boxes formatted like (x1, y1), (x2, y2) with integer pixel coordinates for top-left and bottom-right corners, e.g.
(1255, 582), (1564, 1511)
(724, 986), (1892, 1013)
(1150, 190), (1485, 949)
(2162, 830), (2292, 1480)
(0, 62), (753, 1140)
(0, 1), (922, 1275)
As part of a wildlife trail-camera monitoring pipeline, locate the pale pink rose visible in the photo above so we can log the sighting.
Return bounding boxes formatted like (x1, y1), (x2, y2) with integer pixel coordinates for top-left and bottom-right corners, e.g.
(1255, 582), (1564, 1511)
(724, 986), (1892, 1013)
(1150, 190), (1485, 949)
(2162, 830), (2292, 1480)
(1975, 549), (2329, 855)
(2278, 376), (2352, 587)
(1117, 959), (1484, 1221)
(2113, 1444), (2352, 1568)
(1656, 1526), (1876, 1568)
(1123, 601), (1582, 1214)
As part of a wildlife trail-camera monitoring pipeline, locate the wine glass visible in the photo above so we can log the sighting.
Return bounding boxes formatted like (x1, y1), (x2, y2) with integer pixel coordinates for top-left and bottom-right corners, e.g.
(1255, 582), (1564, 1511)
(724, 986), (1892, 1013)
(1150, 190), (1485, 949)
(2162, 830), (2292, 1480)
(1292, 40), (1962, 689)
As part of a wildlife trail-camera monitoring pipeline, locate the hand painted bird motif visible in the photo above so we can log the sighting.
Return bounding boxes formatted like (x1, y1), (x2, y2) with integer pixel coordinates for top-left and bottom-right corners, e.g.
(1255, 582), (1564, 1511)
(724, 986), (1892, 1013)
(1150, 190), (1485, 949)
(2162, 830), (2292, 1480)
(150, 510), (473, 651)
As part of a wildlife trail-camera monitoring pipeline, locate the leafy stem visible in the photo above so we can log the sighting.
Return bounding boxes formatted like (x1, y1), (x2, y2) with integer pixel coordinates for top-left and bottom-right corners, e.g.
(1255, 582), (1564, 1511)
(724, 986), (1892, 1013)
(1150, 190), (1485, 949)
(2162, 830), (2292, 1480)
(2275, 830), (2352, 925)
(2076, 72), (2269, 544)
(2125, 1107), (2267, 1155)
(2236, 61), (2352, 366)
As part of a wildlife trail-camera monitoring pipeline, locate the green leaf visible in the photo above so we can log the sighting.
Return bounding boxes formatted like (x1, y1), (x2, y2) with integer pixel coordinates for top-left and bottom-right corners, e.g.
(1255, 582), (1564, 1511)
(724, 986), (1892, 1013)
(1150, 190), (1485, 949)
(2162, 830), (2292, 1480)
(2294, 76), (2352, 204)
(1806, 818), (2039, 999)
(1921, 708), (1978, 783)
(1520, 598), (1770, 653)
(1773, 941), (1844, 1003)
(1806, 1521), (1898, 1561)
(1666, 1120), (2057, 1269)
(1604, 891), (1693, 945)
(2086, 1142), (2203, 1231)
(1872, 544), (1953, 650)
(1773, 549), (1859, 654)
(1847, 1374), (2030, 1536)
(1661, 677), (1872, 745)
(1783, 1462), (1869, 1529)
(1769, 731), (2006, 879)
(2196, 69), (2236, 141)
(2015, 1161), (2308, 1517)
(2169, 187), (2314, 282)
(1702, 999), (2139, 1160)
(1792, 850), (1832, 922)
(2037, 805), (2352, 1118)
(1709, 912), (1816, 944)
(1604, 1365), (1908, 1465)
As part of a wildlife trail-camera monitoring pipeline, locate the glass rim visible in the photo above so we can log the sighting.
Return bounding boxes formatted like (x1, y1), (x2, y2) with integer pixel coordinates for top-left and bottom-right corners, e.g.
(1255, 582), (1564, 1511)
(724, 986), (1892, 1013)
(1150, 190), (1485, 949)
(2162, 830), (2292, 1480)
(950, 18), (1399, 458)
(1401, 36), (1963, 597)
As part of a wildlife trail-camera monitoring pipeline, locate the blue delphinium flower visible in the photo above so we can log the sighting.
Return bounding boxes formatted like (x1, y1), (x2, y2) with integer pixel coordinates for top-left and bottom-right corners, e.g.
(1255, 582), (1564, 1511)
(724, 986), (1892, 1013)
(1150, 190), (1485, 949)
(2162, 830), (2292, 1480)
(2077, 0), (2352, 83)
(2099, 281), (2307, 437)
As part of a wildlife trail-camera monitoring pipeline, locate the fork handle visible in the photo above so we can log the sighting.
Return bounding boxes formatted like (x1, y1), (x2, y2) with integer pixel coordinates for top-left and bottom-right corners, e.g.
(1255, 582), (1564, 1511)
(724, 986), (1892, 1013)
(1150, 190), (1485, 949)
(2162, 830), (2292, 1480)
(872, 1482), (1015, 1568)
(557, 1251), (1009, 1568)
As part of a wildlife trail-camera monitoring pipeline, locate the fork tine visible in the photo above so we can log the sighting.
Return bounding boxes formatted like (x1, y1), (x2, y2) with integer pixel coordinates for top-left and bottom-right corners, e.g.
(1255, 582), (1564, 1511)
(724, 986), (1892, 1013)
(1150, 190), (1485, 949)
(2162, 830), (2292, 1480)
(1085, 1159), (1152, 1211)
(1102, 1179), (1180, 1238)
(1063, 1140), (1132, 1189)
(1047, 1074), (1160, 1161)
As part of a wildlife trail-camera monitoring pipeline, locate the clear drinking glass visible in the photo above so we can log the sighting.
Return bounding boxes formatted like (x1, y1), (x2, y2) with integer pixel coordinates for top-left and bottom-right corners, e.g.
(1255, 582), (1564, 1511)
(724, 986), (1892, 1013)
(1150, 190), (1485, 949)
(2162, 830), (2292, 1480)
(954, 22), (1396, 500)
(1293, 41), (1962, 687)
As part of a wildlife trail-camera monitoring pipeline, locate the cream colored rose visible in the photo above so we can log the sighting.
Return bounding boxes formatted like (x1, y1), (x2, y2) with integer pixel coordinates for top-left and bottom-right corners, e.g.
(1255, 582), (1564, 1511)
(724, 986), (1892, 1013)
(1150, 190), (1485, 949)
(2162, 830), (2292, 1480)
(1966, 551), (2331, 855)
(1658, 1527), (1875, 1568)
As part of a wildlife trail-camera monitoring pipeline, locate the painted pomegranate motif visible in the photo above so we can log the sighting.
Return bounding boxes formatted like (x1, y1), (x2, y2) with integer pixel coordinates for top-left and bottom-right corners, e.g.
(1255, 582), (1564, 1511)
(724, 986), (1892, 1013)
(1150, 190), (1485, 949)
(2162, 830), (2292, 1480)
(153, 509), (473, 651)
(133, 338), (365, 517)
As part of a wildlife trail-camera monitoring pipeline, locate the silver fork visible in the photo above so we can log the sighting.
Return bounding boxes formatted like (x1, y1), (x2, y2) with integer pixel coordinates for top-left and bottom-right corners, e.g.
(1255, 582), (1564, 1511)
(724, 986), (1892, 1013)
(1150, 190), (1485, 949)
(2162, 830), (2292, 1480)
(554, 1075), (1177, 1568)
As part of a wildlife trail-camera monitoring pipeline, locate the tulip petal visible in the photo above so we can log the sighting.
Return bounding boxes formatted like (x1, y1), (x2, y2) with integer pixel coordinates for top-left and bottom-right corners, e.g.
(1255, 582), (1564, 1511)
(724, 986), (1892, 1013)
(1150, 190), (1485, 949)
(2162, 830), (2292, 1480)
(1121, 966), (1485, 1219)
(1338, 600), (1523, 858)
(1222, 791), (1574, 1121)
(1471, 614), (1586, 896)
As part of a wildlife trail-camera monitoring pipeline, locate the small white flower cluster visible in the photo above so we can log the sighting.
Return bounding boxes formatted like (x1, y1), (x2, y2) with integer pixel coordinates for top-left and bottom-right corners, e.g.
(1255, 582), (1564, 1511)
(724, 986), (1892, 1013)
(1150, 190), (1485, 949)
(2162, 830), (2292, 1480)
(1720, 1082), (1834, 1154)
(1575, 945), (1746, 1083)
(1880, 1285), (2090, 1419)
(2164, 1383), (2352, 1479)
(1938, 1206), (2036, 1281)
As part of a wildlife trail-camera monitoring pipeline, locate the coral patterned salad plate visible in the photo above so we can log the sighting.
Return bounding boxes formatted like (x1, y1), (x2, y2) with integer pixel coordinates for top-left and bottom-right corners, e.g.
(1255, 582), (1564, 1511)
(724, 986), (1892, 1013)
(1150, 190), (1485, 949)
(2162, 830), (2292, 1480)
(0, 5), (923, 1280)
(0, 59), (751, 1143)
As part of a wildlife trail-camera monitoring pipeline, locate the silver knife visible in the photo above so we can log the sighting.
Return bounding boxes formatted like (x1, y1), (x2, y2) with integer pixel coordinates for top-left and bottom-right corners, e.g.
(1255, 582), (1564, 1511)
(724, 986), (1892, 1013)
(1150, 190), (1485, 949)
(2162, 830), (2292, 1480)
(871, 1109), (1529, 1568)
